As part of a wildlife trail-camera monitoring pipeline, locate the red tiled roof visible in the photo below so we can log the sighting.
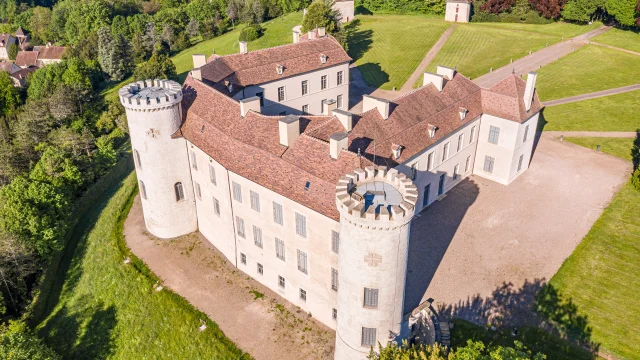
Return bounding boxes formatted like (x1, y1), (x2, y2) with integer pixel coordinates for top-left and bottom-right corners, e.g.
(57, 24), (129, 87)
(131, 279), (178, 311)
(200, 35), (351, 87)
(481, 75), (543, 122)
(33, 45), (66, 60)
(10, 66), (36, 80)
(15, 27), (26, 37)
(15, 51), (38, 67)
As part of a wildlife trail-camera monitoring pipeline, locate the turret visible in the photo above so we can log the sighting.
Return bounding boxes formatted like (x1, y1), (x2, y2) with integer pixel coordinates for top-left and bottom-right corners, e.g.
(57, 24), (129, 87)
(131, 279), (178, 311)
(334, 166), (417, 359)
(119, 79), (198, 238)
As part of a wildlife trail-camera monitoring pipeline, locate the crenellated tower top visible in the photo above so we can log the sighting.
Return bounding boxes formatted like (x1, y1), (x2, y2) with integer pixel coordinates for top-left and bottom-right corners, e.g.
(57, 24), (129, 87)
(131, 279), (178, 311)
(119, 79), (183, 112)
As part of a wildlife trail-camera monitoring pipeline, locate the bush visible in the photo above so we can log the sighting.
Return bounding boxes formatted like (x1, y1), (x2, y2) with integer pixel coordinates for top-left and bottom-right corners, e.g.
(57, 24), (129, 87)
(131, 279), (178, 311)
(0, 321), (61, 360)
(8, 43), (19, 60)
(239, 24), (263, 42)
(471, 11), (501, 21)
(632, 168), (640, 191)
(499, 12), (523, 22)
(525, 11), (554, 23)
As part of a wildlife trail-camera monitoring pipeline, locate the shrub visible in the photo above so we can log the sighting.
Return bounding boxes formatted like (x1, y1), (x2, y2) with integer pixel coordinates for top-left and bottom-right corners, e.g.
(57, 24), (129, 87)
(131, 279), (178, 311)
(239, 24), (263, 42)
(0, 321), (61, 360)
(8, 43), (19, 60)
(525, 11), (554, 23)
(471, 11), (501, 21)
(499, 12), (523, 21)
(632, 168), (640, 191)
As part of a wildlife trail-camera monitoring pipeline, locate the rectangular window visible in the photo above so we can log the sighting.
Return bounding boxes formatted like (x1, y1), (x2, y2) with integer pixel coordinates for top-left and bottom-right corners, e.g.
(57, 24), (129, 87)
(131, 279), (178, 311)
(257, 263), (263, 275)
(470, 125), (476, 143)
(423, 184), (430, 206)
(321, 75), (327, 90)
(232, 182), (242, 202)
(337, 94), (343, 109)
(275, 238), (285, 261)
(140, 181), (147, 199)
(299, 288), (306, 301)
(250, 191), (260, 212)
(362, 327), (377, 347)
(410, 163), (417, 180)
(279, 111), (287, 116)
(302, 104), (309, 115)
(331, 268), (339, 291)
(321, 99), (327, 113)
(465, 155), (471, 172)
(256, 91), (264, 106)
(518, 154), (524, 172)
(332, 308), (337, 321)
(438, 174), (445, 195)
(175, 182), (185, 201)
(442, 143), (450, 161)
(301, 80), (308, 95)
(483, 155), (495, 173)
(253, 225), (263, 248)
(195, 182), (202, 200)
(135, 149), (142, 169)
(457, 133), (464, 152)
(191, 151), (198, 170)
(331, 231), (339, 253)
(297, 249), (308, 274)
(240, 253), (246, 264)
(213, 197), (220, 216)
(273, 202), (283, 225)
(337, 71), (343, 86)
(236, 216), (245, 238)
(209, 164), (217, 185)
(363, 288), (379, 308)
(488, 125), (500, 144)
(523, 125), (530, 143)
(277, 86), (285, 102)
(453, 164), (460, 180)
(295, 213), (307, 238)
(278, 275), (285, 288)
(427, 152), (434, 171)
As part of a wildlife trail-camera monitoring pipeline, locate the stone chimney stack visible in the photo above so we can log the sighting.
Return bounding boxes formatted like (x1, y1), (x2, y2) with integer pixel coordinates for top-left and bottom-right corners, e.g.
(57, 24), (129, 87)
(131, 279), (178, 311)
(239, 41), (248, 54)
(423, 72), (444, 91)
(192, 54), (206, 69)
(330, 132), (348, 159)
(318, 27), (326, 37)
(523, 72), (537, 112)
(240, 97), (261, 117)
(279, 115), (300, 147)
(436, 65), (456, 80)
(292, 25), (302, 43)
(323, 99), (337, 115)
(332, 109), (353, 132)
(191, 69), (202, 81)
(308, 30), (316, 40)
(362, 95), (391, 120)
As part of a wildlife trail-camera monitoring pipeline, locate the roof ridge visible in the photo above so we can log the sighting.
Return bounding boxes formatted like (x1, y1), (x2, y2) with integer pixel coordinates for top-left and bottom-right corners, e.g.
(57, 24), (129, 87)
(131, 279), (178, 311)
(216, 35), (337, 63)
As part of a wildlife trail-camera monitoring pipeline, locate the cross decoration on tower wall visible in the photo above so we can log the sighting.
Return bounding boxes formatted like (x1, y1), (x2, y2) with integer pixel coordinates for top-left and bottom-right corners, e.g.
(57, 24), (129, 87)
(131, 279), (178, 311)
(364, 253), (382, 267)
(146, 128), (160, 138)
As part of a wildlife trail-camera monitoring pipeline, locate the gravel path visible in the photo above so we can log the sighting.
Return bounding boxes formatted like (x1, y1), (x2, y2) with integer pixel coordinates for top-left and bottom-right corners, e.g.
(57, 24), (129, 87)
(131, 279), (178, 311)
(590, 41), (640, 57)
(543, 83), (640, 106)
(400, 24), (456, 93)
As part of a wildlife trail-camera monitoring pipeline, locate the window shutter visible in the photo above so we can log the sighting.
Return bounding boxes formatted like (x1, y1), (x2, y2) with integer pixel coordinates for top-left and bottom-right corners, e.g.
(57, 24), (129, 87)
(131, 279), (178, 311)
(295, 213), (306, 238)
(331, 231), (339, 253)
(209, 164), (217, 185)
(253, 226), (263, 248)
(273, 202), (283, 225)
(250, 191), (260, 212)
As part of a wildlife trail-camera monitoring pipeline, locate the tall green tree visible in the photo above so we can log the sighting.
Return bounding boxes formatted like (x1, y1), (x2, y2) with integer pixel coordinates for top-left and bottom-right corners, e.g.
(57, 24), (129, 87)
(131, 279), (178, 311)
(370, 340), (546, 360)
(301, 0), (339, 33)
(605, 0), (637, 25)
(0, 321), (61, 360)
(97, 26), (134, 81)
(561, 0), (605, 22)
(133, 52), (177, 81)
(0, 72), (20, 118)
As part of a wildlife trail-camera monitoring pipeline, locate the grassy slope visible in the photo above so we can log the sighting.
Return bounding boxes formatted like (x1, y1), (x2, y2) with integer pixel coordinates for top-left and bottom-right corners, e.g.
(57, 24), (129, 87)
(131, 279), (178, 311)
(541, 90), (640, 131)
(470, 21), (602, 37)
(535, 45), (640, 101)
(350, 14), (449, 90)
(564, 137), (636, 161)
(592, 28), (640, 53)
(417, 25), (559, 87)
(36, 164), (248, 359)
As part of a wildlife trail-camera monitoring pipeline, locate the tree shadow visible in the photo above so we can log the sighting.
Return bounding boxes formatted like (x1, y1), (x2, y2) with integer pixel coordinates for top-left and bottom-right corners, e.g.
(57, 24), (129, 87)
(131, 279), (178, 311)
(345, 19), (373, 62)
(357, 63), (390, 90)
(437, 279), (599, 355)
(355, 5), (373, 15)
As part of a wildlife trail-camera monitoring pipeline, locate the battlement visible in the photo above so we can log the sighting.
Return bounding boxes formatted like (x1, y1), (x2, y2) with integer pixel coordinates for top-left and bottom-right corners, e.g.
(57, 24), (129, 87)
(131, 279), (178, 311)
(335, 166), (418, 228)
(119, 79), (183, 111)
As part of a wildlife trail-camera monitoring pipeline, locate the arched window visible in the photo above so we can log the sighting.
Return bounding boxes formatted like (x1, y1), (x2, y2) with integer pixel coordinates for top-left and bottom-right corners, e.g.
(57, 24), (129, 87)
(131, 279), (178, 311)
(140, 180), (147, 199)
(134, 149), (142, 169)
(175, 182), (185, 201)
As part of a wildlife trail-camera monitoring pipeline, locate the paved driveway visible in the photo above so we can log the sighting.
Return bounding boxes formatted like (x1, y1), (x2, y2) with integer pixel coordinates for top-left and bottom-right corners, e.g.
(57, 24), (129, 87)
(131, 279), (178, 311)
(404, 135), (631, 320)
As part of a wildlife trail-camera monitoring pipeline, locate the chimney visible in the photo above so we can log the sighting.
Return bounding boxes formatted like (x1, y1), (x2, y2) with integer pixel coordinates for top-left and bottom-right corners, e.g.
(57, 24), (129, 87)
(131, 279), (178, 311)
(362, 95), (390, 120)
(436, 65), (456, 80)
(239, 41), (248, 54)
(192, 69), (202, 81)
(423, 72), (444, 91)
(308, 30), (316, 40)
(192, 54), (206, 69)
(332, 109), (353, 131)
(318, 27), (326, 37)
(240, 96), (261, 117)
(523, 72), (537, 112)
(292, 26), (302, 43)
(323, 99), (337, 115)
(330, 132), (348, 159)
(303, 8), (308, 16)
(279, 115), (300, 147)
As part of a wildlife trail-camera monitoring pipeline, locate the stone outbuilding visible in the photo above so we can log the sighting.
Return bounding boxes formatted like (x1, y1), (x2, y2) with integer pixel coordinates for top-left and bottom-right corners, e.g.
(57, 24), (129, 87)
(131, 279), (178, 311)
(445, 0), (471, 23)
(333, 0), (355, 22)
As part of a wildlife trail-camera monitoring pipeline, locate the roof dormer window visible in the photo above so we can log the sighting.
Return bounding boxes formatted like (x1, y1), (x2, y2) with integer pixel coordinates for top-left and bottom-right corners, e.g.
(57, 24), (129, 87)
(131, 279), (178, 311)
(228, 82), (233, 93)
(320, 54), (327, 64)
(391, 144), (402, 160)
(459, 107), (467, 120)
(277, 64), (284, 75)
(427, 124), (438, 138)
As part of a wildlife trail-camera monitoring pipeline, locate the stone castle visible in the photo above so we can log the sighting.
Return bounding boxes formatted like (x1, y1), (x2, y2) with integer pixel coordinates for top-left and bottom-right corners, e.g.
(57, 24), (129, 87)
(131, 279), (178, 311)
(119, 27), (542, 359)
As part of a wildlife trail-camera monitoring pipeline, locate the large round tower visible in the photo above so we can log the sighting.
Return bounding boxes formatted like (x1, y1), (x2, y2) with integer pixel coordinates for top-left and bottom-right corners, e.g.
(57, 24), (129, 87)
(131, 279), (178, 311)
(119, 79), (197, 238)
(334, 166), (417, 360)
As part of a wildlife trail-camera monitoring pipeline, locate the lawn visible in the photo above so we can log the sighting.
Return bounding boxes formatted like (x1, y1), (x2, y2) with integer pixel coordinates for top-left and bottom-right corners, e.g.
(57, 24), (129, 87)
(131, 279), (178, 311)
(535, 45), (640, 101)
(34, 156), (249, 359)
(349, 14), (449, 90)
(540, 90), (640, 131)
(564, 137), (636, 161)
(471, 21), (602, 38)
(416, 24), (560, 87)
(592, 28), (640, 53)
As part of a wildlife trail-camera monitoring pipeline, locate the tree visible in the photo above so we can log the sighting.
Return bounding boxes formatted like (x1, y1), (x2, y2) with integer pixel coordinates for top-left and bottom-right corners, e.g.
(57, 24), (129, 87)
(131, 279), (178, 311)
(227, 0), (244, 28)
(530, 0), (567, 18)
(30, 6), (52, 43)
(133, 52), (177, 81)
(7, 43), (18, 60)
(481, 0), (517, 14)
(561, 0), (605, 22)
(369, 340), (546, 360)
(0, 72), (20, 117)
(0, 321), (61, 360)
(30, 144), (83, 196)
(187, 18), (199, 37)
(0, 233), (37, 314)
(301, 0), (340, 33)
(605, 0), (637, 25)
(98, 27), (134, 81)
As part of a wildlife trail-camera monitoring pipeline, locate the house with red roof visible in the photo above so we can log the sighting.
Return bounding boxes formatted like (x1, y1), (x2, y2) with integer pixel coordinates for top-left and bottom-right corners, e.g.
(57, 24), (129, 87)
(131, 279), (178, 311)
(0, 34), (17, 60)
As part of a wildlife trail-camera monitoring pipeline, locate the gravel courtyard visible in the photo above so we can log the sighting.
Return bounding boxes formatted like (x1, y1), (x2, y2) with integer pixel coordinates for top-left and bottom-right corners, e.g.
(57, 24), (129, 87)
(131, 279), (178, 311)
(404, 135), (632, 322)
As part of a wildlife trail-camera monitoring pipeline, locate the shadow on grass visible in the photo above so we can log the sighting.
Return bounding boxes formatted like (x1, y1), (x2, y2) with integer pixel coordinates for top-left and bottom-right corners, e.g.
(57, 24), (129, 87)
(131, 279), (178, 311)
(346, 19), (373, 62)
(357, 62), (390, 89)
(437, 279), (599, 358)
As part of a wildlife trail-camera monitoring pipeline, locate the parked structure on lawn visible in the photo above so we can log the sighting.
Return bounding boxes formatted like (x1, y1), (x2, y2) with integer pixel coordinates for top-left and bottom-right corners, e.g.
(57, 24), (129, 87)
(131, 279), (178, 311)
(120, 28), (542, 360)
(445, 0), (471, 23)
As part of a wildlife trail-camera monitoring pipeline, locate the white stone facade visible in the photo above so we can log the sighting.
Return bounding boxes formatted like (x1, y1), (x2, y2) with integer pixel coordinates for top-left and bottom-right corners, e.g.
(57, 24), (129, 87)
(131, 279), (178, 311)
(445, 1), (471, 23)
(333, 0), (355, 23)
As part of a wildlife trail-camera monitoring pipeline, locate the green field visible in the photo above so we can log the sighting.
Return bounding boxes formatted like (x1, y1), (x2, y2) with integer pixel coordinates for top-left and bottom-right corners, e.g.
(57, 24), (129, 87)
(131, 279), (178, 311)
(471, 21), (602, 38)
(35, 158), (248, 359)
(541, 90), (640, 131)
(564, 137), (636, 160)
(536, 45), (640, 101)
(592, 28), (640, 53)
(417, 24), (560, 86)
(350, 14), (449, 89)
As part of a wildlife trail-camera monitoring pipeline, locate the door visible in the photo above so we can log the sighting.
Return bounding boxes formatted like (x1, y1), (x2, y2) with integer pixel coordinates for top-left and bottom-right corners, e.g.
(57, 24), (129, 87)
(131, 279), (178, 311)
(438, 174), (445, 196)
(423, 184), (430, 207)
